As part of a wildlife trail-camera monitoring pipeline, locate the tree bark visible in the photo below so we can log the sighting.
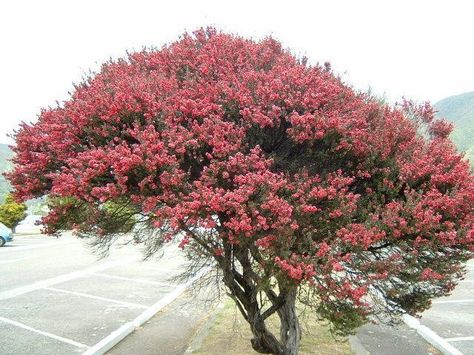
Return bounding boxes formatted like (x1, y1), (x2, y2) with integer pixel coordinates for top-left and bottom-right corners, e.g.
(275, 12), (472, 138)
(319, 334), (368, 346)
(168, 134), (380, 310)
(278, 288), (301, 355)
(250, 316), (284, 354)
(248, 288), (301, 355)
(216, 241), (301, 355)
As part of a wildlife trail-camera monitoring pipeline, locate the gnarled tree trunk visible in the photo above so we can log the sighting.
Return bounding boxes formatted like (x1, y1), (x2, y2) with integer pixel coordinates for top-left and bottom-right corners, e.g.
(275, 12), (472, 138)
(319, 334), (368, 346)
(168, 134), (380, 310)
(279, 288), (301, 355)
(217, 241), (301, 355)
(247, 287), (301, 355)
(249, 314), (284, 354)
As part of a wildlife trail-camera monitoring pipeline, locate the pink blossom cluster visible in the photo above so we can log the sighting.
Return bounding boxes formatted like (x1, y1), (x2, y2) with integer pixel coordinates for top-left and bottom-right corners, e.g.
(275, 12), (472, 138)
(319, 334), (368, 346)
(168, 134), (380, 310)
(8, 29), (473, 316)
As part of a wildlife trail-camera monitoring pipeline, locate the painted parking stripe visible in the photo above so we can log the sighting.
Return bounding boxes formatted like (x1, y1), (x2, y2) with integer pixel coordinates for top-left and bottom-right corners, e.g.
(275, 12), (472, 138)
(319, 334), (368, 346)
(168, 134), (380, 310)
(0, 259), (133, 301)
(0, 258), (27, 265)
(82, 267), (210, 355)
(0, 253), (48, 265)
(91, 273), (174, 287)
(446, 336), (474, 342)
(433, 299), (474, 304)
(1, 241), (77, 252)
(132, 264), (178, 271)
(0, 316), (89, 349)
(402, 315), (463, 355)
(44, 287), (148, 309)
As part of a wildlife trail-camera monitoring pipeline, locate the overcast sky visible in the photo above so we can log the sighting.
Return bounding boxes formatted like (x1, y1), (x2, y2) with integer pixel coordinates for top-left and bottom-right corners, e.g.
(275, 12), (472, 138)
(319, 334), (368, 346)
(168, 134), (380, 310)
(1, 0), (473, 144)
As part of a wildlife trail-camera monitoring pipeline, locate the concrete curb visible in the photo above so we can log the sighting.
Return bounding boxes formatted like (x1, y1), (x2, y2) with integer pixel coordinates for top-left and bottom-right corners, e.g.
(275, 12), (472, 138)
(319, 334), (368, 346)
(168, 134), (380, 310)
(184, 301), (225, 354)
(349, 335), (370, 355)
(82, 267), (210, 355)
(402, 314), (462, 355)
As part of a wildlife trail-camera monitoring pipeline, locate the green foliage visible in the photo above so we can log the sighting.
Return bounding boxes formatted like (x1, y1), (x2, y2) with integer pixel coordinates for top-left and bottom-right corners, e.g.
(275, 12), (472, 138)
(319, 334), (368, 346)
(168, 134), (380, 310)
(100, 199), (137, 233)
(0, 193), (27, 229)
(45, 196), (137, 235)
(435, 92), (474, 166)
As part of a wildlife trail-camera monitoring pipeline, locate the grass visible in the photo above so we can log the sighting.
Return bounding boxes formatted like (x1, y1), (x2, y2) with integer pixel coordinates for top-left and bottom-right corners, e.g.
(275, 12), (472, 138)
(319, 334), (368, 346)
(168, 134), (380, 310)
(193, 299), (353, 355)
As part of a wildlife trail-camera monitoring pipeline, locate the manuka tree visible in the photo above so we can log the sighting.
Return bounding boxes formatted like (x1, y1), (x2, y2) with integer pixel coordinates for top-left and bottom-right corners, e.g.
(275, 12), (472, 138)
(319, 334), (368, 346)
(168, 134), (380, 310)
(8, 29), (473, 355)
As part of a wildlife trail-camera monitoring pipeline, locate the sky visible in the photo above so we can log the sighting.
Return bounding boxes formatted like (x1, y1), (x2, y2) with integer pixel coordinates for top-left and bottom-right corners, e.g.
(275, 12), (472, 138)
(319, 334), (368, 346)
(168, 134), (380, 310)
(1, 0), (473, 144)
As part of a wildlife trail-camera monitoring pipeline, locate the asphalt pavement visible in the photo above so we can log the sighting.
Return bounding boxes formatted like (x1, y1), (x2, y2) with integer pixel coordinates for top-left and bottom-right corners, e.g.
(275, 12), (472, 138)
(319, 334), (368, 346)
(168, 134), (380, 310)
(0, 233), (189, 355)
(1, 233), (473, 355)
(352, 259), (474, 355)
(417, 260), (474, 354)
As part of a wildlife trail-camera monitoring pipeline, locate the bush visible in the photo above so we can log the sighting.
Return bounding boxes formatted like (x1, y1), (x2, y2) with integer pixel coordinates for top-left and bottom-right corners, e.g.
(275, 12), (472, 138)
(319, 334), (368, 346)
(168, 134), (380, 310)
(0, 193), (27, 232)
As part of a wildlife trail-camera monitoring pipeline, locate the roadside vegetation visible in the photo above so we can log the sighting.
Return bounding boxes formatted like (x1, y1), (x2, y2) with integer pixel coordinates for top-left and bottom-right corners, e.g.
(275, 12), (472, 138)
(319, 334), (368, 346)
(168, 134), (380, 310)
(0, 193), (27, 232)
(194, 299), (352, 355)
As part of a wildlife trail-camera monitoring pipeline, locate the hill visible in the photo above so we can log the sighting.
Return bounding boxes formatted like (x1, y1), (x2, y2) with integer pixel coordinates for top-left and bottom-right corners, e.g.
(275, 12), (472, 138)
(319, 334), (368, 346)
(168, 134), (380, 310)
(434, 92), (474, 166)
(0, 143), (13, 202)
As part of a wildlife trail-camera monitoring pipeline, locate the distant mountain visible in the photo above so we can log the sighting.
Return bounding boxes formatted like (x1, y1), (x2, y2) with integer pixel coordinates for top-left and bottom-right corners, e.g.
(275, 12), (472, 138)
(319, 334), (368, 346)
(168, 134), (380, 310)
(434, 92), (474, 166)
(0, 143), (13, 202)
(0, 144), (46, 213)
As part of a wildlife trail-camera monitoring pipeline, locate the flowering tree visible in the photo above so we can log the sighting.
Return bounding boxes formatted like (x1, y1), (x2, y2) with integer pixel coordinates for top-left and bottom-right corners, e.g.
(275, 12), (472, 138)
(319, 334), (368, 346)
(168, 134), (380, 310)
(8, 29), (474, 354)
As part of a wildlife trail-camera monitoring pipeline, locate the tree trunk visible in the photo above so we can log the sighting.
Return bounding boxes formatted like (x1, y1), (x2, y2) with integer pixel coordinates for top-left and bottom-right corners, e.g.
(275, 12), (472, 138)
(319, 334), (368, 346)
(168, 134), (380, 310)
(250, 318), (283, 354)
(217, 242), (301, 355)
(248, 288), (301, 355)
(279, 288), (301, 355)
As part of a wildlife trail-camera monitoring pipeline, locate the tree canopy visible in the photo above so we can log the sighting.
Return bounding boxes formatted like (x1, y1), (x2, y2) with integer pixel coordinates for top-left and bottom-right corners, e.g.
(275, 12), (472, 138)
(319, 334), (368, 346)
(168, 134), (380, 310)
(8, 29), (474, 354)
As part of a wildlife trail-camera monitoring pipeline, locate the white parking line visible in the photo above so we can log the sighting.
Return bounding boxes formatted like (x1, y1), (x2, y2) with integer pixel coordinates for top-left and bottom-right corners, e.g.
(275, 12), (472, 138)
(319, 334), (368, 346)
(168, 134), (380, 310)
(0, 260), (132, 301)
(402, 315), (463, 355)
(445, 336), (474, 342)
(132, 264), (176, 271)
(82, 267), (210, 355)
(0, 316), (89, 349)
(1, 241), (77, 252)
(91, 273), (173, 287)
(0, 258), (27, 265)
(44, 287), (148, 309)
(433, 299), (474, 304)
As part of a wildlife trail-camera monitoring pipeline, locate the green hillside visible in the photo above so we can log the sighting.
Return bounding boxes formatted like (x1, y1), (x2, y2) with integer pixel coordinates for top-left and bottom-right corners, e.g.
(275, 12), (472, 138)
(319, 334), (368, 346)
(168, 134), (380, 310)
(0, 143), (14, 202)
(434, 92), (474, 166)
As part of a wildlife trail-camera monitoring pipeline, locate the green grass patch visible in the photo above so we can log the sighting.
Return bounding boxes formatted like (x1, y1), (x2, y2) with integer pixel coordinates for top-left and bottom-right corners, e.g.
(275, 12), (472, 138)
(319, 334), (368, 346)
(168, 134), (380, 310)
(193, 299), (353, 355)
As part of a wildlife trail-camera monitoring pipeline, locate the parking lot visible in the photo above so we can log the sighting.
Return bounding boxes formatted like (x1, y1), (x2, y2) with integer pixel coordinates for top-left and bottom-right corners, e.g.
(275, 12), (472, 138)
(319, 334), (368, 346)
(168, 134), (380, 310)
(420, 260), (474, 354)
(1, 233), (473, 355)
(0, 233), (188, 355)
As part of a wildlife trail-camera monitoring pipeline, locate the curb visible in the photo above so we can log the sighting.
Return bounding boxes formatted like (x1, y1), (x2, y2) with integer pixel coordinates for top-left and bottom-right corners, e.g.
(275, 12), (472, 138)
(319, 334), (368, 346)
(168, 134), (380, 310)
(402, 314), (462, 355)
(349, 335), (370, 355)
(184, 301), (225, 354)
(82, 267), (210, 355)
